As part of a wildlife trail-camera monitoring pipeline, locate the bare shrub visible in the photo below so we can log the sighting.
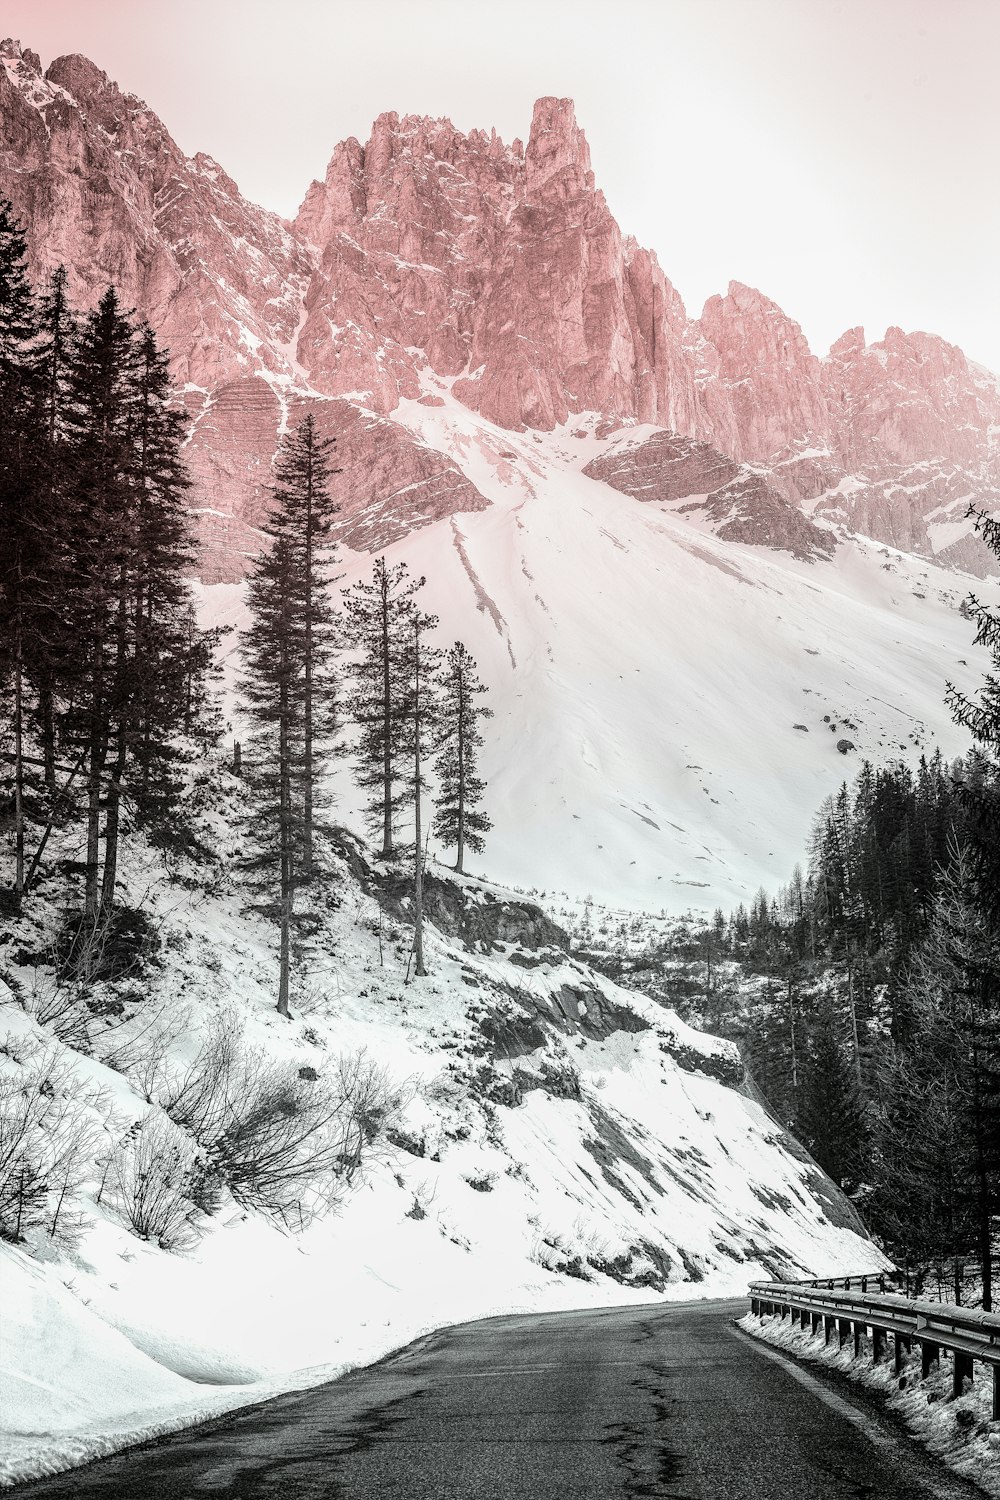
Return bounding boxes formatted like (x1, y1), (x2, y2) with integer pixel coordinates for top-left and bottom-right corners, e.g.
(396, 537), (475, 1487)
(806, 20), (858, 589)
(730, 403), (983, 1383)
(145, 1015), (402, 1229)
(21, 968), (93, 1051)
(98, 1003), (194, 1099)
(0, 1036), (106, 1244)
(106, 1112), (203, 1251)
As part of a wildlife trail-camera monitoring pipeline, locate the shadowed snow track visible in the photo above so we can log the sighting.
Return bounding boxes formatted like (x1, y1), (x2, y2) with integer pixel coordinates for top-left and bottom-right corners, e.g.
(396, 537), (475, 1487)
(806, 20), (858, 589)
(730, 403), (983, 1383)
(10, 1299), (983, 1498)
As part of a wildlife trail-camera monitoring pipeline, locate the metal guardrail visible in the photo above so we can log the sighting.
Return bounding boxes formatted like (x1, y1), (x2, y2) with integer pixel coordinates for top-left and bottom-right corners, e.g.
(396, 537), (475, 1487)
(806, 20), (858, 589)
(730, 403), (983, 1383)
(749, 1275), (1000, 1417)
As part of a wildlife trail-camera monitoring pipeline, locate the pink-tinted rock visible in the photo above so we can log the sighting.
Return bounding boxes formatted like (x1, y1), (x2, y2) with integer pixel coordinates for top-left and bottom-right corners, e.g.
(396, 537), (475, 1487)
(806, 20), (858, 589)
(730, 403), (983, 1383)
(3, 36), (998, 573)
(0, 40), (312, 391)
(182, 379), (488, 583)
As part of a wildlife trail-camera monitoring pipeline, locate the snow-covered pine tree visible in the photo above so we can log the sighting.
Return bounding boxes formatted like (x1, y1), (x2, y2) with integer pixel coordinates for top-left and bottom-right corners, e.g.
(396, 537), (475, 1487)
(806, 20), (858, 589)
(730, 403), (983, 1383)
(432, 642), (492, 874)
(343, 558), (424, 859)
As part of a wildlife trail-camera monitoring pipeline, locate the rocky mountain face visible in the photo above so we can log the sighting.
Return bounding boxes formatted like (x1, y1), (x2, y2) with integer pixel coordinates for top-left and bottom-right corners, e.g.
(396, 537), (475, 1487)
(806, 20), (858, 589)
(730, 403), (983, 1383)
(1, 37), (998, 575)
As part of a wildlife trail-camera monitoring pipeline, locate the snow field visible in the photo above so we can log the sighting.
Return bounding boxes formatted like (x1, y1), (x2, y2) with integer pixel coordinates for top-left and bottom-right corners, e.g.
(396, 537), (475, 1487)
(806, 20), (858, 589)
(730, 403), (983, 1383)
(199, 378), (993, 914)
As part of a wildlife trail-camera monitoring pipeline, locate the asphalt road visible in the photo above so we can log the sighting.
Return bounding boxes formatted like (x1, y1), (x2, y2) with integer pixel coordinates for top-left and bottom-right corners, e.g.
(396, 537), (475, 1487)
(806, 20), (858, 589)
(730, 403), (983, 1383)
(14, 1299), (983, 1499)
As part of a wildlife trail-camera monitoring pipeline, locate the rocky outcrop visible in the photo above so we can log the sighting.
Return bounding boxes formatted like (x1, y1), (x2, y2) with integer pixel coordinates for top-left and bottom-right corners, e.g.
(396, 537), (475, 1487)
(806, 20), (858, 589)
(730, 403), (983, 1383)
(183, 381), (489, 582)
(584, 430), (740, 502)
(584, 429), (834, 561)
(0, 40), (312, 392)
(2, 36), (998, 572)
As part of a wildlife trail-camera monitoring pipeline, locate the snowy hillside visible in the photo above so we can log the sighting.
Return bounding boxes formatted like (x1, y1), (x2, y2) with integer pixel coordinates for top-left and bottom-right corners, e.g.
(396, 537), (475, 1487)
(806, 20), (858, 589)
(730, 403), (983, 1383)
(0, 799), (878, 1486)
(201, 381), (990, 914)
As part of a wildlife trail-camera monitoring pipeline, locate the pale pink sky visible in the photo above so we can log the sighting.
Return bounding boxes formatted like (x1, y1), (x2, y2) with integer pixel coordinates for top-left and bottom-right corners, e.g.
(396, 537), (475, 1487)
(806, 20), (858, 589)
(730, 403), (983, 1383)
(6, 0), (1000, 369)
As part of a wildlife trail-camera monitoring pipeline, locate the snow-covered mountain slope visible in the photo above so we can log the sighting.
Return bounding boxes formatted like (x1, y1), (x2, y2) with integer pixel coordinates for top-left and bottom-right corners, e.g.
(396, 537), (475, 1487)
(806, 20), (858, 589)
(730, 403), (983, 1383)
(200, 386), (990, 914)
(0, 805), (877, 1486)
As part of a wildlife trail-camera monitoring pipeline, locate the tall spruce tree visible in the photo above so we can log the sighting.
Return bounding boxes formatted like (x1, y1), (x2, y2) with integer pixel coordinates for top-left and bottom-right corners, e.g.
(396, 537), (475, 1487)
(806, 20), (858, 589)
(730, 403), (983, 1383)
(343, 558), (424, 858)
(240, 522), (306, 1017)
(238, 413), (341, 1012)
(403, 608), (439, 979)
(0, 200), (46, 906)
(268, 412), (341, 879)
(432, 642), (492, 874)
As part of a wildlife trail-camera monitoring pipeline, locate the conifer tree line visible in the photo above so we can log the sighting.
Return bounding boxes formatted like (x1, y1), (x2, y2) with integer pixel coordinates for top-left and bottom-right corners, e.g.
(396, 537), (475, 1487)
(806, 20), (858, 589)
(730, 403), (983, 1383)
(647, 514), (1000, 1306)
(240, 478), (494, 1007)
(0, 200), (215, 965)
(0, 198), (495, 1015)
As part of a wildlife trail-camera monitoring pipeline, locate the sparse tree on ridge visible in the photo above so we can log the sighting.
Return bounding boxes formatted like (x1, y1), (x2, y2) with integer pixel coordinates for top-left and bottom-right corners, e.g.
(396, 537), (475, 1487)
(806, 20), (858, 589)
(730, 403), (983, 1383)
(343, 557), (425, 860)
(264, 412), (341, 879)
(403, 607), (440, 979)
(238, 413), (342, 1014)
(239, 513), (305, 1017)
(432, 641), (492, 874)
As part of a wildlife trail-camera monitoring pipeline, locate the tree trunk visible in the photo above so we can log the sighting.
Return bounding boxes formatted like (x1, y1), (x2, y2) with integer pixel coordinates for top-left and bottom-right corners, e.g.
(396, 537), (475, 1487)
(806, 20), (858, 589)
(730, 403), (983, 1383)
(455, 667), (465, 874)
(972, 1033), (993, 1311)
(846, 959), (863, 1089)
(302, 461), (315, 879)
(38, 679), (56, 799)
(99, 734), (126, 917)
(381, 581), (393, 859)
(277, 679), (292, 1017)
(413, 625), (426, 978)
(12, 641), (25, 904)
(84, 671), (104, 923)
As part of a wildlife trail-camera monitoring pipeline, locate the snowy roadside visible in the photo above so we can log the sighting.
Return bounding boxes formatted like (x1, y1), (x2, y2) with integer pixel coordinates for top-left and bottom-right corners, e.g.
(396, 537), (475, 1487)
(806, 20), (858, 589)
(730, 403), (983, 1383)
(739, 1310), (1000, 1497)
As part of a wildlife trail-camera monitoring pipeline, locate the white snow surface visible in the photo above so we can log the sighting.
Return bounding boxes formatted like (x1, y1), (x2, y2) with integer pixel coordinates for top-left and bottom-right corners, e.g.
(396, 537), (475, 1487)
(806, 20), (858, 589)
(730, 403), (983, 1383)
(199, 382), (990, 913)
(1, 799), (879, 1485)
(6, 381), (979, 1486)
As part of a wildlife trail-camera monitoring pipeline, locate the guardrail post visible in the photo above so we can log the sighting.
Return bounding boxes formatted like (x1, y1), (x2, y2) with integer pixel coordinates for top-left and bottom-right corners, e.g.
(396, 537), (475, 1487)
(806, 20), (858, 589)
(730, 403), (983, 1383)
(873, 1327), (886, 1364)
(953, 1351), (974, 1398)
(751, 1296), (759, 1316)
(861, 1276), (868, 1294)
(811, 1311), (821, 1337)
(920, 1341), (940, 1379)
(838, 1317), (851, 1350)
(853, 1321), (862, 1358)
(993, 1367), (1000, 1422)
(824, 1315), (835, 1346)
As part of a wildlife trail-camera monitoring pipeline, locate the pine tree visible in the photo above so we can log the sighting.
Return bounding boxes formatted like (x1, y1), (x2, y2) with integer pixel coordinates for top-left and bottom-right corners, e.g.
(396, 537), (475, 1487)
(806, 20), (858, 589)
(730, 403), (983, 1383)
(343, 558), (424, 858)
(0, 199), (40, 904)
(403, 608), (439, 978)
(944, 514), (1000, 1307)
(266, 413), (341, 878)
(240, 524), (306, 1017)
(432, 642), (492, 874)
(794, 1005), (866, 1190)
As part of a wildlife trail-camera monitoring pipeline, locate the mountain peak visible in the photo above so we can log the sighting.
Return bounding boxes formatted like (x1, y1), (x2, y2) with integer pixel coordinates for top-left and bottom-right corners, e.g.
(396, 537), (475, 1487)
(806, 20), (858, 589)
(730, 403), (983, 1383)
(526, 95), (593, 198)
(1, 37), (41, 73)
(45, 51), (119, 104)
